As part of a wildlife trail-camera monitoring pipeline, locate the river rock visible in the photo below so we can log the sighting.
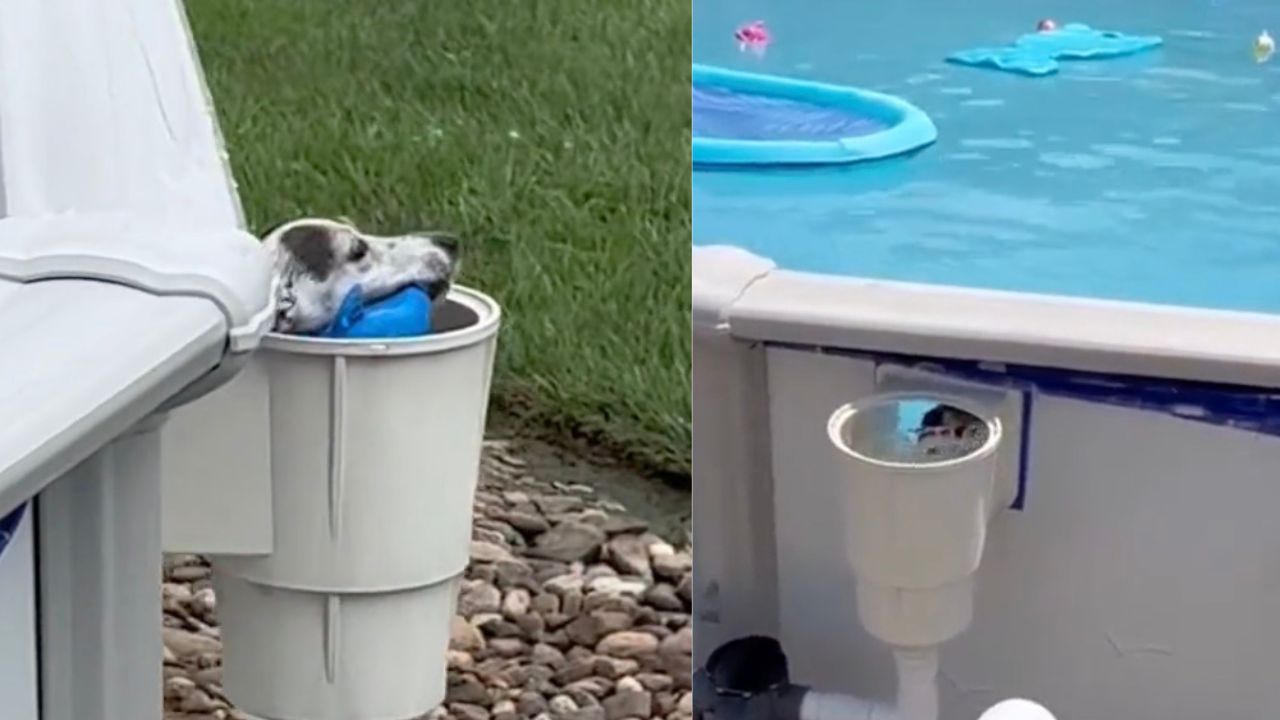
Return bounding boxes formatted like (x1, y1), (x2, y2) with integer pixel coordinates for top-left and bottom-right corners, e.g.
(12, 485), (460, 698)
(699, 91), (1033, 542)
(518, 691), (550, 716)
(534, 495), (584, 515)
(488, 637), (527, 657)
(601, 515), (649, 536)
(452, 702), (492, 720)
(162, 627), (220, 658)
(447, 674), (493, 706)
(493, 558), (536, 590)
(472, 540), (514, 563)
(517, 611), (547, 637)
(554, 655), (598, 685)
(637, 672), (675, 692)
(451, 615), (487, 653)
(587, 575), (648, 598)
(605, 535), (652, 578)
(652, 550), (692, 581)
(643, 583), (683, 611)
(675, 573), (692, 604)
(504, 510), (552, 535)
(564, 614), (603, 647)
(544, 573), (587, 597)
(596, 631), (659, 660)
(459, 581), (502, 616)
(529, 522), (606, 563)
(502, 588), (532, 619)
(492, 699), (518, 720)
(566, 676), (612, 699)
(594, 656), (641, 679)
(530, 642), (567, 669)
(532, 591), (561, 615)
(549, 694), (579, 715)
(602, 687), (653, 720)
(659, 626), (693, 682)
(474, 526), (509, 547)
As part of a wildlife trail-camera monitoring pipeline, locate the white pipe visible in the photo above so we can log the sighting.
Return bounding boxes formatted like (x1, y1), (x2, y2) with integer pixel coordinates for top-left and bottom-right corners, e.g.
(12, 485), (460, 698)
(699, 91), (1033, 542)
(978, 699), (1057, 720)
(800, 690), (893, 720)
(798, 647), (939, 720)
(893, 648), (939, 720)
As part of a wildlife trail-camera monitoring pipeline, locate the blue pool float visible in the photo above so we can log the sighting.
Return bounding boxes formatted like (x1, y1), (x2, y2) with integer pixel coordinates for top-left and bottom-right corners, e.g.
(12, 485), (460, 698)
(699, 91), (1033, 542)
(947, 23), (1163, 77)
(692, 63), (937, 166)
(316, 284), (433, 339)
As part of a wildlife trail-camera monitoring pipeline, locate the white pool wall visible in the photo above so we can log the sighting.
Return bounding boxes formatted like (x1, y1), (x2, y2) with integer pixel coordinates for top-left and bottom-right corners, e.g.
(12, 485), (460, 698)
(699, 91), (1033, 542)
(690, 246), (781, 659)
(692, 244), (1280, 720)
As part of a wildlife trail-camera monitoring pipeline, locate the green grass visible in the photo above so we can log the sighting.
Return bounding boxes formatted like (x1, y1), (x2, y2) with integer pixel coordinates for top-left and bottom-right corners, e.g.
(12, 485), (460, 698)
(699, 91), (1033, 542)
(186, 0), (691, 475)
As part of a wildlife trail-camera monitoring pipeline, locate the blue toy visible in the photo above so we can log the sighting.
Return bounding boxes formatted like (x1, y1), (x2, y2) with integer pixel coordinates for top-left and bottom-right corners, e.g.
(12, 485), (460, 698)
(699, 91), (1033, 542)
(316, 284), (433, 339)
(947, 23), (1163, 77)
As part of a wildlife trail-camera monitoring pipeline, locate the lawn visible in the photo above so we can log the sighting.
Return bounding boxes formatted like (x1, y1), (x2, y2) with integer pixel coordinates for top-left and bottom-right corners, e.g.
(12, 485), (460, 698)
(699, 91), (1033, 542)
(186, 0), (691, 475)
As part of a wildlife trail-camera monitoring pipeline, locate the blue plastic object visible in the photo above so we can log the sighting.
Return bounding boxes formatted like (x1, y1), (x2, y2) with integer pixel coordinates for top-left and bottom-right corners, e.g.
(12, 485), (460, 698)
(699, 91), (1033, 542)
(692, 64), (937, 166)
(947, 23), (1163, 77)
(316, 285), (433, 339)
(0, 503), (25, 561)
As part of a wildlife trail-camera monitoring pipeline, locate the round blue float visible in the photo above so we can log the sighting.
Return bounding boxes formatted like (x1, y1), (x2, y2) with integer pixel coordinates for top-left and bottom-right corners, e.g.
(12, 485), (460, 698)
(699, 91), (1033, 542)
(692, 64), (937, 167)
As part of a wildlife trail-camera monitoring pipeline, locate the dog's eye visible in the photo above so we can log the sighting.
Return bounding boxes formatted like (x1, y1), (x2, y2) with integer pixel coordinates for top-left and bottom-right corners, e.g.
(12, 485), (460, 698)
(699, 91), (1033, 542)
(349, 239), (369, 262)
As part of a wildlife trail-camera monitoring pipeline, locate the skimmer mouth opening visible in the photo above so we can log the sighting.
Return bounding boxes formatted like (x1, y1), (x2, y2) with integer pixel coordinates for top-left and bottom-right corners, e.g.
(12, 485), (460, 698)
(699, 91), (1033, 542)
(828, 393), (1002, 468)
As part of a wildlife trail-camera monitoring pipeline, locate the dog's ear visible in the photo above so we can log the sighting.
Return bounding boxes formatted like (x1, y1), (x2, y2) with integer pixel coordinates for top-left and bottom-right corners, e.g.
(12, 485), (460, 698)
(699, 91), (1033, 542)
(428, 231), (461, 260)
(279, 225), (337, 280)
(349, 236), (370, 262)
(920, 404), (947, 428)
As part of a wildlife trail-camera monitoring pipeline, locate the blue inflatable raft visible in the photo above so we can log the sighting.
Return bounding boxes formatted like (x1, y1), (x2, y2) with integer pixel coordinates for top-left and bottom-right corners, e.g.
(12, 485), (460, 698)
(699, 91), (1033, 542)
(692, 64), (937, 167)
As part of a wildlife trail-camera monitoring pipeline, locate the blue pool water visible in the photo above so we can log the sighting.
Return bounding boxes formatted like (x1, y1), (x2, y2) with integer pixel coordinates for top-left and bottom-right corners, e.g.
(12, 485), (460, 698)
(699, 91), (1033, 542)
(692, 0), (1280, 315)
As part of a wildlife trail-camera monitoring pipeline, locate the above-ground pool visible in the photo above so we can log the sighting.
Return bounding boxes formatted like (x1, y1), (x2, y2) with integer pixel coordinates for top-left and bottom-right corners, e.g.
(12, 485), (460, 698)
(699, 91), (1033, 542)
(693, 0), (1280, 718)
(694, 0), (1280, 315)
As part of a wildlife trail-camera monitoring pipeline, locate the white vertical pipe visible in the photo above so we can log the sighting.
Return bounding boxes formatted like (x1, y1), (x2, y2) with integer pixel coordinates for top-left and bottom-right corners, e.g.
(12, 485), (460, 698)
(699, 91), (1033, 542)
(893, 648), (940, 720)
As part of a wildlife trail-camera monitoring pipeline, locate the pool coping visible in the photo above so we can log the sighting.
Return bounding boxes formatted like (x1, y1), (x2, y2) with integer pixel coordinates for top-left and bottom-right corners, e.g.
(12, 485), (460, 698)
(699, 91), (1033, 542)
(693, 244), (1280, 390)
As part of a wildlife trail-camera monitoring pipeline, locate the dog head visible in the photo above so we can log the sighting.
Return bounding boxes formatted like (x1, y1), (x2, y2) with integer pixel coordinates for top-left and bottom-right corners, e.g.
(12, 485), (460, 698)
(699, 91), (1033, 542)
(917, 403), (988, 456)
(262, 217), (460, 334)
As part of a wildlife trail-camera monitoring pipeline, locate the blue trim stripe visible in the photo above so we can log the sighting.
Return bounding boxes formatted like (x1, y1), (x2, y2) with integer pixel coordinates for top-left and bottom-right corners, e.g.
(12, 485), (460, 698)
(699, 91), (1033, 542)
(787, 342), (1280, 509)
(1013, 389), (1033, 510)
(0, 503), (27, 561)
(823, 345), (1280, 436)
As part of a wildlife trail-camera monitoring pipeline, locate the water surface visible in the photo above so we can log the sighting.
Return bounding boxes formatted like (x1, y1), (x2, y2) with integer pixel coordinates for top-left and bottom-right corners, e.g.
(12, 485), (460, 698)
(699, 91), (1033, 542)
(693, 0), (1280, 314)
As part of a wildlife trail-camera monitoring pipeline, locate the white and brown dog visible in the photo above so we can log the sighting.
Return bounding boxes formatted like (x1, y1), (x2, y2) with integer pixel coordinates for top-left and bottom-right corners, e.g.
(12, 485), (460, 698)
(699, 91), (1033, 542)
(261, 217), (460, 334)
(917, 403), (988, 456)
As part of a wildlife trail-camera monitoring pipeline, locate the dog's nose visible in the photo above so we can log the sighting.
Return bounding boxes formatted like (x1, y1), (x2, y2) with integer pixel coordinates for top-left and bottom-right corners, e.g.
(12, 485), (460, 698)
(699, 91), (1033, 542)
(424, 277), (451, 300)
